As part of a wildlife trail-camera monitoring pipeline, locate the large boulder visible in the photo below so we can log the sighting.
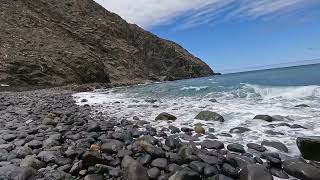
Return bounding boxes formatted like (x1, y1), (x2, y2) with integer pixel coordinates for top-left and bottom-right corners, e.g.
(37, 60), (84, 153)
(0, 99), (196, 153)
(195, 111), (224, 122)
(155, 113), (177, 121)
(296, 136), (320, 161)
(122, 156), (149, 180)
(283, 159), (320, 180)
(239, 164), (273, 180)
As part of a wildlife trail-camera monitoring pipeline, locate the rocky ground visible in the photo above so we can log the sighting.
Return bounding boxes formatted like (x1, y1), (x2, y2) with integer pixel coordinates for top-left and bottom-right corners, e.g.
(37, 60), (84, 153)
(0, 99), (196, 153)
(0, 88), (320, 180)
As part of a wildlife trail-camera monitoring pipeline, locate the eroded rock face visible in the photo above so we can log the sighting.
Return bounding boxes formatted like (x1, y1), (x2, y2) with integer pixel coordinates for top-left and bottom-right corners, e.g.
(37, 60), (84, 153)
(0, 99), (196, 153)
(0, 0), (213, 87)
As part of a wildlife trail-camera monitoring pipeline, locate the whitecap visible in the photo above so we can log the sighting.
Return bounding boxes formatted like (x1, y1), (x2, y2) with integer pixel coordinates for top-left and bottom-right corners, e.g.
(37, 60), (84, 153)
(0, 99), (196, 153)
(180, 86), (208, 91)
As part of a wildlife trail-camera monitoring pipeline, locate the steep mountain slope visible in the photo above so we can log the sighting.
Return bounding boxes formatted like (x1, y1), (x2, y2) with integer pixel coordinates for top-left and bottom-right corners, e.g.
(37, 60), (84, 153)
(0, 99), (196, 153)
(0, 0), (214, 86)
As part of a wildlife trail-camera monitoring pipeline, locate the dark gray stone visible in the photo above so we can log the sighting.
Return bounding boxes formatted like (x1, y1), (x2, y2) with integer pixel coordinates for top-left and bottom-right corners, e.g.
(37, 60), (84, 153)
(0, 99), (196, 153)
(151, 158), (168, 169)
(227, 143), (245, 153)
(270, 168), (289, 179)
(122, 156), (149, 180)
(283, 159), (320, 180)
(0, 165), (34, 180)
(239, 164), (273, 180)
(189, 161), (206, 173)
(247, 143), (266, 152)
(253, 115), (273, 122)
(84, 174), (104, 180)
(229, 127), (250, 134)
(147, 167), (160, 179)
(20, 155), (45, 170)
(261, 140), (288, 153)
(101, 139), (124, 154)
(297, 136), (320, 161)
(195, 111), (224, 122)
(168, 169), (201, 180)
(155, 112), (177, 121)
(201, 140), (224, 149)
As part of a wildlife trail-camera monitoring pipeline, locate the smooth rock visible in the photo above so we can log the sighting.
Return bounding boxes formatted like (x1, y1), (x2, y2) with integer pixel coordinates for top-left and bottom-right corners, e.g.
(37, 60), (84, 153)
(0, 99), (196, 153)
(201, 140), (224, 149)
(296, 136), (320, 161)
(0, 165), (34, 180)
(189, 161), (206, 173)
(151, 158), (168, 169)
(84, 174), (104, 180)
(283, 159), (320, 180)
(155, 112), (177, 121)
(269, 168), (289, 179)
(20, 155), (45, 170)
(253, 115), (273, 122)
(229, 127), (250, 134)
(101, 139), (124, 154)
(194, 126), (205, 134)
(227, 143), (245, 153)
(147, 167), (161, 179)
(195, 111), (224, 122)
(82, 151), (105, 167)
(261, 140), (288, 153)
(168, 169), (201, 180)
(239, 164), (273, 180)
(246, 143), (266, 152)
(209, 174), (234, 180)
(122, 156), (149, 180)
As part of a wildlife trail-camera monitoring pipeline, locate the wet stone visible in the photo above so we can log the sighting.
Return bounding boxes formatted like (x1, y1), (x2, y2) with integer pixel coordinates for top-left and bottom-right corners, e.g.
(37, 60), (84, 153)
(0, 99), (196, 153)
(137, 153), (152, 165)
(204, 165), (219, 177)
(201, 140), (224, 150)
(247, 143), (266, 152)
(151, 158), (168, 169)
(147, 167), (161, 179)
(283, 159), (320, 180)
(270, 168), (289, 179)
(261, 140), (288, 153)
(221, 163), (239, 177)
(229, 127), (250, 134)
(189, 161), (206, 173)
(253, 115), (273, 122)
(227, 143), (245, 153)
(169, 125), (181, 133)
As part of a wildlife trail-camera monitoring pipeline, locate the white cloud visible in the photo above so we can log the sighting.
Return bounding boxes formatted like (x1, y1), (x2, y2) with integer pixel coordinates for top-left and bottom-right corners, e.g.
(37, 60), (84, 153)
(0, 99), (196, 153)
(95, 0), (317, 29)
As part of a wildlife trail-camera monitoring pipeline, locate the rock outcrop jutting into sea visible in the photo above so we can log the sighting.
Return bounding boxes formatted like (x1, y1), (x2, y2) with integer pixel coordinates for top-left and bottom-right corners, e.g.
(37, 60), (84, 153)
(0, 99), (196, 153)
(0, 0), (213, 86)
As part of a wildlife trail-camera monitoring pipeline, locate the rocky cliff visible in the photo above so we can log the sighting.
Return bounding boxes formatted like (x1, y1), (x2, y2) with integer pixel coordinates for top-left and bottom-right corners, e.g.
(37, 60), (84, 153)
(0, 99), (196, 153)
(0, 0), (214, 87)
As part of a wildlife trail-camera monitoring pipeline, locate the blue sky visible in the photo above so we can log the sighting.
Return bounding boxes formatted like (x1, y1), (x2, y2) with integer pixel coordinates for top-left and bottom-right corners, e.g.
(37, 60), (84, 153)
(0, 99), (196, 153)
(96, 0), (320, 73)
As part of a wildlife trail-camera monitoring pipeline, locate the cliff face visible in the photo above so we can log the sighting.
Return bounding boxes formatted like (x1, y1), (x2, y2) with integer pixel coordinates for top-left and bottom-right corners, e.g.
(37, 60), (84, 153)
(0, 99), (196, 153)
(0, 0), (214, 86)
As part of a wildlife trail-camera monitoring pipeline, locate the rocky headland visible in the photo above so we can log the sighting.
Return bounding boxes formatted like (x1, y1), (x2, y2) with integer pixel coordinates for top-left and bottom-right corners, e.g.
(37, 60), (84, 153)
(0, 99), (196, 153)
(0, 0), (213, 87)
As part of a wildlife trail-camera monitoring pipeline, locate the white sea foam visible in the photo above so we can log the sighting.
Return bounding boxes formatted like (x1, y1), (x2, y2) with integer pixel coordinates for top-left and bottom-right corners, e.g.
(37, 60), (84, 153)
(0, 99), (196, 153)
(73, 83), (320, 166)
(180, 86), (208, 91)
(0, 84), (9, 87)
(244, 84), (320, 100)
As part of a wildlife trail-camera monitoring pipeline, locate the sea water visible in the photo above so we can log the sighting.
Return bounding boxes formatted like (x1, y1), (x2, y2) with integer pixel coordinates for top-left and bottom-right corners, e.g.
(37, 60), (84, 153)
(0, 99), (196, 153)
(74, 64), (320, 158)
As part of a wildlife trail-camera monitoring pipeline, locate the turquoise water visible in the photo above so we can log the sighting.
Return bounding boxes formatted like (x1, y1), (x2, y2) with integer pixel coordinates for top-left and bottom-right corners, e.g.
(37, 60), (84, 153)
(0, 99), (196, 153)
(75, 64), (320, 158)
(106, 63), (320, 98)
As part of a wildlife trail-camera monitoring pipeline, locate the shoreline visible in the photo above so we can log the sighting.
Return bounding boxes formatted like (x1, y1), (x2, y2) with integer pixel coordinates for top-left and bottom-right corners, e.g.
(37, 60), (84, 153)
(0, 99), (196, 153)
(0, 88), (319, 180)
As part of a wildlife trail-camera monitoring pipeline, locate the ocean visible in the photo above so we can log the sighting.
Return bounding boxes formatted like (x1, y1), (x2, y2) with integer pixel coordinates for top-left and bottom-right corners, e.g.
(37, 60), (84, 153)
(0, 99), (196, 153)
(74, 63), (320, 157)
